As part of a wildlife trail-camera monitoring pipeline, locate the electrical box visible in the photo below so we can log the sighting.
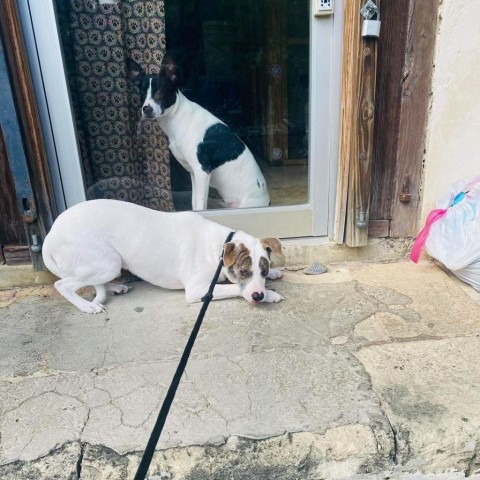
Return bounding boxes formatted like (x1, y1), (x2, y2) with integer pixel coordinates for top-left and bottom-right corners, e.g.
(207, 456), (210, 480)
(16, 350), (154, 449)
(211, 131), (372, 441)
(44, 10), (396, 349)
(313, 0), (334, 17)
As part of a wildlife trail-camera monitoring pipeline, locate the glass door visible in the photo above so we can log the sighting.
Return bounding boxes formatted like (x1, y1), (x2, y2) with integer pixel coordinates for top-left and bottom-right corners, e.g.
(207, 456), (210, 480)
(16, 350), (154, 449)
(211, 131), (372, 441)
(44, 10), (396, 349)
(18, 0), (342, 238)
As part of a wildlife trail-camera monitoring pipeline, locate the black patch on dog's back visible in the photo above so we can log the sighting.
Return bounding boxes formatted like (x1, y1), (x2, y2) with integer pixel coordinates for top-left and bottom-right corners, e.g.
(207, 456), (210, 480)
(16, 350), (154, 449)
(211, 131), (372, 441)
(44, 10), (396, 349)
(197, 123), (246, 173)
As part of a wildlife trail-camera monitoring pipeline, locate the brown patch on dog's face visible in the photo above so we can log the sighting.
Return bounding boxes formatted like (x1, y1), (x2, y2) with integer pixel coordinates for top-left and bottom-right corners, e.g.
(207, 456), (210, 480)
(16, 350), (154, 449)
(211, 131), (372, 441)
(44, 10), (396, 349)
(223, 243), (253, 285)
(260, 238), (285, 267)
(223, 242), (237, 268)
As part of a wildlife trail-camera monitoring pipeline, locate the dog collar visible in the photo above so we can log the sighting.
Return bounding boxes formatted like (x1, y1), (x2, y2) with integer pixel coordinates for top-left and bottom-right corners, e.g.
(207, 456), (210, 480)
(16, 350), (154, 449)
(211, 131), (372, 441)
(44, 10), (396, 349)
(225, 231), (235, 242)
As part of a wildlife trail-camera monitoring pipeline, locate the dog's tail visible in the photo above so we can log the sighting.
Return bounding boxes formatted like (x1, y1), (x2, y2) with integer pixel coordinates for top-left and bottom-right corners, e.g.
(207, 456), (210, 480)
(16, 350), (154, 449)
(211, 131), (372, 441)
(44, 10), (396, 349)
(41, 238), (61, 276)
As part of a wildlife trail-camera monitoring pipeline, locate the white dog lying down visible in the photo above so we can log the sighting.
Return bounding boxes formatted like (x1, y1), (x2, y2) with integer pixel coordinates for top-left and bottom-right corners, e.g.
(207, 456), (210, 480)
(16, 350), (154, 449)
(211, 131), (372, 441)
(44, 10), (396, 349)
(42, 200), (285, 314)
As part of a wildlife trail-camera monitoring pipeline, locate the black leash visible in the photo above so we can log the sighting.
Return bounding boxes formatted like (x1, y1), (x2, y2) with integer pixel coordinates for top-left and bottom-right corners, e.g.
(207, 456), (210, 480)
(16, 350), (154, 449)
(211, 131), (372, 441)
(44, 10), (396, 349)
(133, 231), (235, 480)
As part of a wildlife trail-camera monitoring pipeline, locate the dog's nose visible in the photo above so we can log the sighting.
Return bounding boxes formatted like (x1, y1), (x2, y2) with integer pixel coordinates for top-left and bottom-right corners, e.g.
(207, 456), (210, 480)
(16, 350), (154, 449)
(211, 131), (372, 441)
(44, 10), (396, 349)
(251, 292), (264, 303)
(142, 105), (153, 116)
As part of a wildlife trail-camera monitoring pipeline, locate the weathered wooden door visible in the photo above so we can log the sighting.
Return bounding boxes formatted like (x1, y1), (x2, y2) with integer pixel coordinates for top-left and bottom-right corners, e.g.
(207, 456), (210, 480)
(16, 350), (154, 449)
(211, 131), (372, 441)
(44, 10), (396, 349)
(0, 1), (56, 269)
(335, 0), (439, 245)
(0, 33), (31, 265)
(0, 128), (30, 265)
(370, 0), (438, 238)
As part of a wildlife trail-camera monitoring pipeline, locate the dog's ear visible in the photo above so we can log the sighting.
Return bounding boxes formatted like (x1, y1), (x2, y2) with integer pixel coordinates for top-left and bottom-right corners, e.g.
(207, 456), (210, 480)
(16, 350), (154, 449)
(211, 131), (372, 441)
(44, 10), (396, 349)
(161, 54), (179, 84)
(126, 58), (145, 86)
(223, 242), (237, 268)
(261, 238), (285, 268)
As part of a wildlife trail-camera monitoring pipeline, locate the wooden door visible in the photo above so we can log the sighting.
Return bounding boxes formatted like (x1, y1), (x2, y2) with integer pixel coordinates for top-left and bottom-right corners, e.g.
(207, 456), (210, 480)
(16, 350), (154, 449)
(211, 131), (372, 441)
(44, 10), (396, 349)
(335, 0), (439, 244)
(369, 0), (439, 238)
(0, 126), (29, 265)
(0, 0), (57, 269)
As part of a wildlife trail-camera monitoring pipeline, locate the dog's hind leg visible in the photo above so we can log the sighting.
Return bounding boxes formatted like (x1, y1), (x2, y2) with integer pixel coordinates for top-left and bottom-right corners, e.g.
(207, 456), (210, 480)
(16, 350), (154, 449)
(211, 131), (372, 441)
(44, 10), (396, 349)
(55, 277), (107, 314)
(93, 284), (108, 304)
(55, 249), (123, 313)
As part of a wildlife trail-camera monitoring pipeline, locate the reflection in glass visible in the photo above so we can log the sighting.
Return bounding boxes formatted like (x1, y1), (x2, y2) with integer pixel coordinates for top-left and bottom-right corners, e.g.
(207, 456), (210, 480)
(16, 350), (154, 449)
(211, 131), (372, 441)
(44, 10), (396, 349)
(55, 0), (309, 211)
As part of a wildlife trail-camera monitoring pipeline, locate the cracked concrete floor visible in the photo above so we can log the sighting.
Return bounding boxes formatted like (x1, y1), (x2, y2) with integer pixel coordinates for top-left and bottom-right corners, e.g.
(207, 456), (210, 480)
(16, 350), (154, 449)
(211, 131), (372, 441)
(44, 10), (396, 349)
(0, 260), (480, 479)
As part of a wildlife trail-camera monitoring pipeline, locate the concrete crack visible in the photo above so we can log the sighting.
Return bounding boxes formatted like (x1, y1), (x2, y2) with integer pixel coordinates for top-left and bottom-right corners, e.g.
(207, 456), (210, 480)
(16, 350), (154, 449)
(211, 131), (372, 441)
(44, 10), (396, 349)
(142, 395), (165, 429)
(12, 391), (90, 462)
(187, 372), (229, 427)
(79, 403), (91, 440)
(101, 323), (115, 368)
(465, 448), (479, 477)
(383, 413), (398, 465)
(76, 442), (86, 480)
(352, 350), (401, 466)
(2, 389), (55, 416)
(91, 385), (114, 404)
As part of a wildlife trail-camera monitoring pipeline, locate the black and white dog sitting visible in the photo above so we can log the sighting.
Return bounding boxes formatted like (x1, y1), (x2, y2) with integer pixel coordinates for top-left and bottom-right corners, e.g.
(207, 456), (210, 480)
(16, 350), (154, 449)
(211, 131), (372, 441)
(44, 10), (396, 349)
(128, 57), (270, 211)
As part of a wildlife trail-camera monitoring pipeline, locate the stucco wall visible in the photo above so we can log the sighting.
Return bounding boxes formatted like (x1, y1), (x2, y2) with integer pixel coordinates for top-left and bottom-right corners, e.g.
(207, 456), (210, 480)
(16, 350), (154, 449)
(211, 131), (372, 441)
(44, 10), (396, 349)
(421, 1), (480, 222)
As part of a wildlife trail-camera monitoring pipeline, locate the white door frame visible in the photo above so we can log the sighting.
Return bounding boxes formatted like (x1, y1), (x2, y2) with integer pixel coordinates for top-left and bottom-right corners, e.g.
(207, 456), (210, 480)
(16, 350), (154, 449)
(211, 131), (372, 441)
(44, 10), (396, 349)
(18, 0), (87, 211)
(18, 0), (343, 239)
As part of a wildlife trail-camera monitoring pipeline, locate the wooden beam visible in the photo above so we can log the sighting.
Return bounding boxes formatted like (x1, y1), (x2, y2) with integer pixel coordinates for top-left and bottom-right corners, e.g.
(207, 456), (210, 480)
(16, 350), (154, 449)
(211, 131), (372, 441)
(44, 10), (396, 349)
(390, 0), (439, 237)
(334, 0), (361, 243)
(335, 0), (380, 246)
(3, 245), (31, 265)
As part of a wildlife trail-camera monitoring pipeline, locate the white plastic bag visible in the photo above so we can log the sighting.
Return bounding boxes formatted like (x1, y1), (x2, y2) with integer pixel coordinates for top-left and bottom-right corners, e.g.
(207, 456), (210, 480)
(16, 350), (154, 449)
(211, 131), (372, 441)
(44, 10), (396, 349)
(410, 176), (480, 291)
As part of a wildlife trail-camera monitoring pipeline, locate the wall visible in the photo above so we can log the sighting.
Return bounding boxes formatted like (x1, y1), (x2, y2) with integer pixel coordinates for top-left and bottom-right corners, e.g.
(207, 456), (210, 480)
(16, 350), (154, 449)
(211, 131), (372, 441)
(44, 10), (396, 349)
(421, 1), (480, 221)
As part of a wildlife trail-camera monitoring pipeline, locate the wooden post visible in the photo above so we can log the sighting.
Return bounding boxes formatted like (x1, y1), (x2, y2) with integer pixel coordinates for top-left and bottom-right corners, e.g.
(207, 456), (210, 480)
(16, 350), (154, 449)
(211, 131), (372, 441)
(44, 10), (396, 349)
(334, 0), (380, 246)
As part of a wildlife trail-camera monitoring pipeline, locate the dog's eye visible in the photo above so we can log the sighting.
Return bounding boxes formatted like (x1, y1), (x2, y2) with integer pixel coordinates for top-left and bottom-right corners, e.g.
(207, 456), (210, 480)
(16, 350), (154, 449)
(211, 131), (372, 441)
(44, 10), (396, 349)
(261, 268), (268, 277)
(240, 269), (252, 278)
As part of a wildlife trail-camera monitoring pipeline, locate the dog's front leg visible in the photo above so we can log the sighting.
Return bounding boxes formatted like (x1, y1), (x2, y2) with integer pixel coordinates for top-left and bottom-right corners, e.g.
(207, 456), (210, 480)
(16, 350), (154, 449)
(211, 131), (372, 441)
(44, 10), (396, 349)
(191, 170), (210, 211)
(267, 268), (283, 280)
(189, 172), (196, 209)
(185, 283), (241, 303)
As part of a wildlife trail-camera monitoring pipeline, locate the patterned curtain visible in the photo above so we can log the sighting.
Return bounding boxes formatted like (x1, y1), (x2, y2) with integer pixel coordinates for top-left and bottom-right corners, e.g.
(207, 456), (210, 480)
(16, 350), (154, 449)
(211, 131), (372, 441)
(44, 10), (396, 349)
(55, 0), (174, 211)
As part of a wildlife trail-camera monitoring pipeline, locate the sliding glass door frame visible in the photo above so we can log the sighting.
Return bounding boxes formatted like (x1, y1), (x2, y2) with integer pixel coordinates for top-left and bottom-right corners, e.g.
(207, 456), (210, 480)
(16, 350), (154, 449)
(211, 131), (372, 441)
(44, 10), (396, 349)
(18, 0), (343, 239)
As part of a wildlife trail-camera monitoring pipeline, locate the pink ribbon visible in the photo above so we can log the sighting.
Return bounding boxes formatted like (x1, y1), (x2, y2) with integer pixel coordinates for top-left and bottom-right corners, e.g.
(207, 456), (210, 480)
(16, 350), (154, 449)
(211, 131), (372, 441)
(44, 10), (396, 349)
(410, 209), (448, 263)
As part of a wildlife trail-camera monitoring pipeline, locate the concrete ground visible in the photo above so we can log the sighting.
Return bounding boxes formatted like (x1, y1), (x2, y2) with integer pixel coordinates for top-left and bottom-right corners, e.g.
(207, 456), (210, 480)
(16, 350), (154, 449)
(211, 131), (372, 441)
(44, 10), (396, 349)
(0, 259), (480, 479)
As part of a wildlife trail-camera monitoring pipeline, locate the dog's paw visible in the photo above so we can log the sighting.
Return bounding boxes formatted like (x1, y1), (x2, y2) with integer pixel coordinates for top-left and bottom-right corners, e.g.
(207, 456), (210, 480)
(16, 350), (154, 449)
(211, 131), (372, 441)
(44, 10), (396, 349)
(264, 290), (284, 303)
(80, 301), (107, 314)
(267, 268), (283, 280)
(108, 284), (130, 295)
